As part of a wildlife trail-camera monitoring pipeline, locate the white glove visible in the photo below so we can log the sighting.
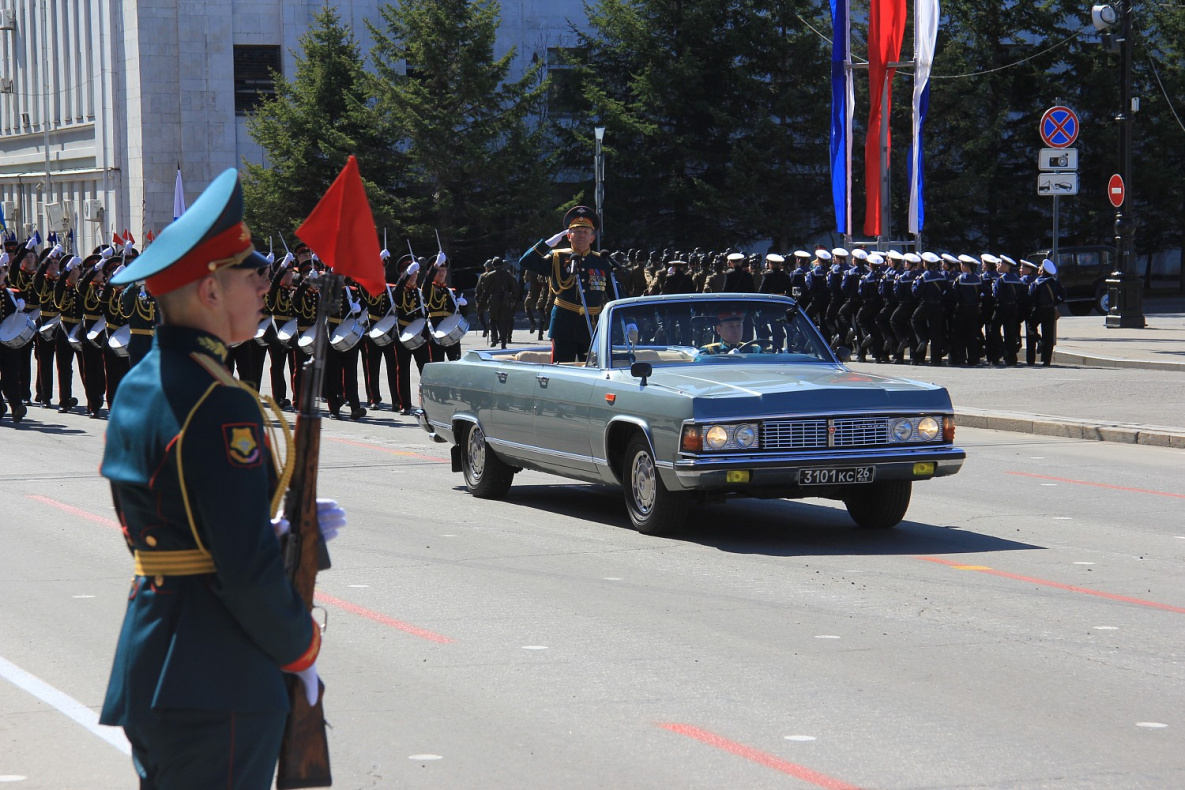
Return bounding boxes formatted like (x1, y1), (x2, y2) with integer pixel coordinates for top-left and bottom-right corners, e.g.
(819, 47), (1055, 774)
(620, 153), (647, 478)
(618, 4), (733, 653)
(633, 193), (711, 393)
(124, 240), (134, 253)
(307, 270), (321, 281)
(15, 298), (25, 311)
(265, 252), (275, 264)
(456, 295), (467, 307)
(51, 244), (64, 257)
(93, 260), (105, 273)
(281, 252), (295, 267)
(140, 285), (147, 297)
(113, 264), (125, 277)
(406, 261), (420, 276)
(545, 230), (567, 248)
(101, 246), (114, 259)
(291, 663), (320, 707)
(25, 237), (36, 250)
(436, 251), (447, 265)
(380, 248), (390, 260)
(667, 267), (675, 276)
(315, 498), (346, 542)
(0, 252), (9, 267)
(348, 299), (361, 316)
(65, 256), (80, 272)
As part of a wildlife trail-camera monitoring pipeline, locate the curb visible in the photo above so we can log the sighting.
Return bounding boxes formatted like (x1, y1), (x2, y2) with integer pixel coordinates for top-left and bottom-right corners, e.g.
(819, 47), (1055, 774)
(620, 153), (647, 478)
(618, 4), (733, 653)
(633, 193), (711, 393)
(1053, 348), (1185, 372)
(955, 407), (1185, 448)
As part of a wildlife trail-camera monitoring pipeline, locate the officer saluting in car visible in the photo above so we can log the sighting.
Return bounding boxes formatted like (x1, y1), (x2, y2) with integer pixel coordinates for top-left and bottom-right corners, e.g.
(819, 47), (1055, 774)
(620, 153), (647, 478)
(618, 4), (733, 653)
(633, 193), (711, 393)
(518, 206), (610, 363)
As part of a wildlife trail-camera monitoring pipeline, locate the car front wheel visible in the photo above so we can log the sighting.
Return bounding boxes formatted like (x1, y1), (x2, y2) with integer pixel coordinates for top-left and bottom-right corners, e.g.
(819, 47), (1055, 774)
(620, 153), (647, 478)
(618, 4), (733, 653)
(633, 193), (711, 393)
(843, 480), (912, 529)
(461, 423), (515, 499)
(622, 436), (689, 535)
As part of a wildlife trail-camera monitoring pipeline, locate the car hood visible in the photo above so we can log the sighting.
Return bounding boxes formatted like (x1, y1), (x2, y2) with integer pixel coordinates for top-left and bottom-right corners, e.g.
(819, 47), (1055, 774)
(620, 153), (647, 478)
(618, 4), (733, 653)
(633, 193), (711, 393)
(645, 364), (953, 418)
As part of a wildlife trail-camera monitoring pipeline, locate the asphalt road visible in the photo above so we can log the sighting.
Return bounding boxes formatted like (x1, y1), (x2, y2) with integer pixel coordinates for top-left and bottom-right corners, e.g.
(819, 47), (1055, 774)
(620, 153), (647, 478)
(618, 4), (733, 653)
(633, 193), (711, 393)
(2, 415), (1183, 789)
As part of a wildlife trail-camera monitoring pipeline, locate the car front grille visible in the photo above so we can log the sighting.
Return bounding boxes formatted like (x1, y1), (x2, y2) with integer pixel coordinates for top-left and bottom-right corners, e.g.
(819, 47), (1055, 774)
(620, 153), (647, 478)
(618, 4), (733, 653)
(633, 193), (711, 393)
(762, 417), (892, 450)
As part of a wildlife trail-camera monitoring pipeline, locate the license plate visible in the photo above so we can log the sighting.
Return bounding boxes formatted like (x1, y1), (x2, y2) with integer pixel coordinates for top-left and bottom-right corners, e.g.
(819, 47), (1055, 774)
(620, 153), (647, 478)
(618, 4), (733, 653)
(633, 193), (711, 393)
(798, 466), (875, 485)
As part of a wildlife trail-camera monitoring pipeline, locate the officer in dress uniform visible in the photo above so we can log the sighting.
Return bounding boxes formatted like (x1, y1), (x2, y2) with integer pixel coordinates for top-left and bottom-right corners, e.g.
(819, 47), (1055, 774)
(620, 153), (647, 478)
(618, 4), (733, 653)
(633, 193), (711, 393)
(698, 310), (769, 355)
(1029, 259), (1065, 366)
(99, 168), (346, 789)
(519, 206), (610, 363)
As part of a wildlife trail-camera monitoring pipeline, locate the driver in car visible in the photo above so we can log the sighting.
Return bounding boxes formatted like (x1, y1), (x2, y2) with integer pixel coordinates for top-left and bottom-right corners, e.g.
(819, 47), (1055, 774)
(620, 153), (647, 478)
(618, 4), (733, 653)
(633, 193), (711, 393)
(698, 310), (768, 355)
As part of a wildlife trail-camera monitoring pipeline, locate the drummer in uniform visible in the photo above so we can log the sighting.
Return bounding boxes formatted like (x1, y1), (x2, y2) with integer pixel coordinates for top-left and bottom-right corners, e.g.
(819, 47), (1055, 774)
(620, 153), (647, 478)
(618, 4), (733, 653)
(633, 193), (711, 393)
(77, 253), (111, 417)
(5, 233), (36, 405)
(0, 256), (30, 422)
(31, 244), (66, 408)
(421, 254), (467, 361)
(263, 253), (296, 409)
(100, 257), (131, 408)
(49, 249), (84, 412)
(392, 258), (431, 414)
(359, 250), (398, 410)
(289, 246), (320, 409)
(518, 206), (609, 363)
(324, 273), (367, 421)
(119, 263), (158, 369)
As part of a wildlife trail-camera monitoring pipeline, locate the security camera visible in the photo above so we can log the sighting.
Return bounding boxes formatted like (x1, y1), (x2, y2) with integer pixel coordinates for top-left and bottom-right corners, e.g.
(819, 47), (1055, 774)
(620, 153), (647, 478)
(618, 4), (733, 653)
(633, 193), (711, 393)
(1091, 4), (1119, 31)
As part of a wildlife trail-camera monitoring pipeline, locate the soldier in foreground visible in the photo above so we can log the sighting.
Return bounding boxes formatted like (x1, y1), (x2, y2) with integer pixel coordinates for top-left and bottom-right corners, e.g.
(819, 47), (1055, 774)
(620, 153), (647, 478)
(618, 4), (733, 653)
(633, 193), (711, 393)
(99, 169), (345, 789)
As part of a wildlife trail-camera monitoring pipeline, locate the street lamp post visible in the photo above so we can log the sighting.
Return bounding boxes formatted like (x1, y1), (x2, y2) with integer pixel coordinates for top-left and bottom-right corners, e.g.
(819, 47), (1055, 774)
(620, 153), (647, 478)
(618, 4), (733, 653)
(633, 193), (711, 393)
(1102, 0), (1146, 328)
(594, 126), (605, 251)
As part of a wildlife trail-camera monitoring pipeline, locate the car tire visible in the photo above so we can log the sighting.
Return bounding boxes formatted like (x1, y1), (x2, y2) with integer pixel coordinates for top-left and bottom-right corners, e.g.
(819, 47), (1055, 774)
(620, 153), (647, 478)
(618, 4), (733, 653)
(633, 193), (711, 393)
(1094, 282), (1110, 315)
(622, 435), (689, 536)
(1067, 301), (1093, 316)
(843, 480), (912, 529)
(461, 423), (514, 499)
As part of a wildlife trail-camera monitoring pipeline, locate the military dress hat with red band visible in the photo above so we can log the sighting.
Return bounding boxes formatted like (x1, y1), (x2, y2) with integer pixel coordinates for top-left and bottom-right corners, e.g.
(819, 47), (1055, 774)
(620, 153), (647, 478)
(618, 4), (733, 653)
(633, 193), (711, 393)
(111, 168), (267, 294)
(563, 205), (599, 232)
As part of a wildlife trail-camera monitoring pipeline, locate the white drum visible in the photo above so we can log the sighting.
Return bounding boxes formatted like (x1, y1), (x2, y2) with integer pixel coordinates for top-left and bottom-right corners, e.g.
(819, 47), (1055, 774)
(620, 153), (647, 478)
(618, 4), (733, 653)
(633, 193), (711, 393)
(276, 318), (299, 347)
(398, 317), (428, 350)
(86, 315), (108, 348)
(367, 314), (399, 347)
(330, 315), (366, 352)
(297, 325), (318, 356)
(65, 321), (83, 351)
(0, 311), (35, 349)
(431, 312), (469, 347)
(253, 316), (274, 346)
(37, 314), (60, 342)
(108, 324), (131, 358)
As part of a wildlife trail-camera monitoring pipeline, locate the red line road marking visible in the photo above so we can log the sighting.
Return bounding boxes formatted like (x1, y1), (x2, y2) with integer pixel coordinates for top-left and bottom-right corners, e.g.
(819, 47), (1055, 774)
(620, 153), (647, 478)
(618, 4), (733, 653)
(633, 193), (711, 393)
(918, 556), (1185, 614)
(656, 723), (863, 790)
(26, 494), (456, 642)
(324, 435), (447, 463)
(27, 494), (121, 530)
(1006, 471), (1185, 500)
(315, 592), (455, 644)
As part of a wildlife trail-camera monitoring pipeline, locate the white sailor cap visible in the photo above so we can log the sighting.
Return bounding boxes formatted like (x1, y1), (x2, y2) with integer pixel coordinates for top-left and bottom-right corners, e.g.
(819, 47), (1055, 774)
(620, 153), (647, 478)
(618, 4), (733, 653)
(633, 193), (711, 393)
(766, 253), (785, 264)
(793, 250), (812, 260)
(1041, 258), (1058, 275)
(941, 253), (960, 265)
(913, 253), (932, 264)
(866, 252), (886, 265)
(726, 252), (745, 262)
(831, 247), (850, 258)
(851, 248), (868, 261)
(957, 254), (979, 266)
(886, 250), (904, 262)
(815, 250), (832, 262)
(1019, 258), (1038, 270)
(980, 253), (1001, 266)
(997, 255), (1016, 267)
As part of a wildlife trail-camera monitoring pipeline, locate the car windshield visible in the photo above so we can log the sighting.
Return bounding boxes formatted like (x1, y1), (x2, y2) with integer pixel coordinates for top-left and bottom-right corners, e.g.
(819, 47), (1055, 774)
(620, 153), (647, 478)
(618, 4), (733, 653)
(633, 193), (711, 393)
(600, 299), (834, 368)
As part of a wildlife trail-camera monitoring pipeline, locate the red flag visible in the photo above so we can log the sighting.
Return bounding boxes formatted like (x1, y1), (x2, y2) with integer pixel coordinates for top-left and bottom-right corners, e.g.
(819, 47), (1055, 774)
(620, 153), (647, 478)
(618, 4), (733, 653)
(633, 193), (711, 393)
(112, 231), (124, 246)
(124, 229), (135, 245)
(146, 229), (156, 244)
(863, 0), (907, 237)
(295, 156), (384, 295)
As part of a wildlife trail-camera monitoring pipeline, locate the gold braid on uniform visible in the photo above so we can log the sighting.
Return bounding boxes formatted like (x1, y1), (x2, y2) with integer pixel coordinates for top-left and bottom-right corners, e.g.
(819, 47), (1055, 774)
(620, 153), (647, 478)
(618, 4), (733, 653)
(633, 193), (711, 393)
(426, 285), (451, 313)
(551, 250), (576, 295)
(260, 394), (295, 518)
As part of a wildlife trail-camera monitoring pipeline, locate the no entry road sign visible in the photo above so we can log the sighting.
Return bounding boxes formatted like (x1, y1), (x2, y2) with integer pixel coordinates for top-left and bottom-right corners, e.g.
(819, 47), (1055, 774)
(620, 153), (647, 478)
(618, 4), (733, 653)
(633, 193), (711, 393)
(1040, 106), (1079, 149)
(1108, 174), (1125, 208)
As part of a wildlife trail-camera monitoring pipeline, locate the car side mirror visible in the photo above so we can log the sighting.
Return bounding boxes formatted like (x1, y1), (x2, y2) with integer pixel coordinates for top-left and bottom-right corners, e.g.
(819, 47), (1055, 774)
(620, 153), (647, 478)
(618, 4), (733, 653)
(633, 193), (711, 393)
(630, 361), (652, 385)
(835, 346), (853, 363)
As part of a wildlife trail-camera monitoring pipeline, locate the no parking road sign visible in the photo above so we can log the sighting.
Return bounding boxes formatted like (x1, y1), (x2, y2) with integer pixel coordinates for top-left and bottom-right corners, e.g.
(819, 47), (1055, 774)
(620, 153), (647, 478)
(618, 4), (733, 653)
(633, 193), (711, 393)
(1040, 106), (1079, 149)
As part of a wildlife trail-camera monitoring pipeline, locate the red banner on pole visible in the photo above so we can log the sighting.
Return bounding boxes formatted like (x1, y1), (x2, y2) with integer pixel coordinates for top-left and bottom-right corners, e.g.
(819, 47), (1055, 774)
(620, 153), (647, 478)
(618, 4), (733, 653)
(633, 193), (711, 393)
(863, 0), (908, 238)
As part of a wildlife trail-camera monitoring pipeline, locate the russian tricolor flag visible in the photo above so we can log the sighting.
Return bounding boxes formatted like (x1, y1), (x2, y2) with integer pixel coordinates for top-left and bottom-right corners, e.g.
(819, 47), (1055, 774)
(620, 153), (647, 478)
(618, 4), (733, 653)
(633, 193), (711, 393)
(909, 0), (940, 235)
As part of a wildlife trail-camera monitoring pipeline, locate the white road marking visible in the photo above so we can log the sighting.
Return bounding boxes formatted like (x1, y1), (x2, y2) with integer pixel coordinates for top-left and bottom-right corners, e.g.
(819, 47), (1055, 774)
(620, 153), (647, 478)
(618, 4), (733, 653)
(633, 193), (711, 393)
(1030, 457), (1045, 460)
(784, 735), (817, 742)
(1054, 517), (1073, 520)
(348, 584), (369, 588)
(409, 754), (443, 760)
(602, 577), (623, 581)
(1136, 722), (1169, 729)
(441, 534), (457, 537)
(1073, 562), (1095, 565)
(1093, 626), (1119, 630)
(1041, 483), (1057, 487)
(0, 655), (130, 755)
(0, 777), (28, 783)
(815, 635), (841, 640)
(72, 595), (95, 599)
(522, 646), (548, 650)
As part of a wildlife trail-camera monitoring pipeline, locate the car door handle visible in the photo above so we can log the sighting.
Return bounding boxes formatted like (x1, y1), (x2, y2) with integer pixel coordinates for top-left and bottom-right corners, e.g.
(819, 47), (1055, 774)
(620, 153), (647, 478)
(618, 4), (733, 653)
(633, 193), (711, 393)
(496, 371), (508, 383)
(536, 375), (549, 387)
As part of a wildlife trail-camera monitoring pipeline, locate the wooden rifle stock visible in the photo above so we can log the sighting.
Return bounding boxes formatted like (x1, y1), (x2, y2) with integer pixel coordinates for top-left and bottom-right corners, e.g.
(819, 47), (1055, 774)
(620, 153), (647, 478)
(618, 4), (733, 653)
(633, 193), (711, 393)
(276, 274), (343, 789)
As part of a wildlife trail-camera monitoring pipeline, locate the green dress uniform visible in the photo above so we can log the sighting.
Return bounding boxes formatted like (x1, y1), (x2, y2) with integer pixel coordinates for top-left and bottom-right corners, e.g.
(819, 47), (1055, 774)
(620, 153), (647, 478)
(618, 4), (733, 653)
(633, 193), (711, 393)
(518, 243), (609, 363)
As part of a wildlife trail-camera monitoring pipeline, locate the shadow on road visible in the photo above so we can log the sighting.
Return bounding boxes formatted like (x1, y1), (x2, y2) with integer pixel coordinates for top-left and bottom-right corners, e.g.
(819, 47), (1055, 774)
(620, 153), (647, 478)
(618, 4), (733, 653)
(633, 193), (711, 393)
(473, 482), (1041, 557)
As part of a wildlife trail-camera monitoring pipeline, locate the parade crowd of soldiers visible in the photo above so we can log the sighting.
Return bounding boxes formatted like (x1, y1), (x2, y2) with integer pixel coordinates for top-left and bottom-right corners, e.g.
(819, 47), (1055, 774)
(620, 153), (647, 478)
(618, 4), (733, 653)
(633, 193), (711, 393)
(1, 226), (1070, 427)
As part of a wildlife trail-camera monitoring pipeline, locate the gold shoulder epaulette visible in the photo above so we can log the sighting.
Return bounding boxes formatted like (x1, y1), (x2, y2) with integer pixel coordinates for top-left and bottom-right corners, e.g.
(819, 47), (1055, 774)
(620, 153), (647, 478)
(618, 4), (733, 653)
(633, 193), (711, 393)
(190, 352), (246, 390)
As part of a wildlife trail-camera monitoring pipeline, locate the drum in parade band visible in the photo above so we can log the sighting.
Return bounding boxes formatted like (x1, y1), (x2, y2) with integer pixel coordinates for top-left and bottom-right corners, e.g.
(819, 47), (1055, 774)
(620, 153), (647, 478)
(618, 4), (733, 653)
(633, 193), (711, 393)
(253, 316), (274, 347)
(431, 312), (468, 347)
(297, 324), (318, 356)
(0, 311), (35, 349)
(398, 317), (428, 350)
(37, 314), (60, 342)
(329, 314), (366, 352)
(275, 318), (299, 348)
(65, 321), (84, 351)
(85, 315), (108, 348)
(108, 324), (131, 357)
(367, 314), (399, 347)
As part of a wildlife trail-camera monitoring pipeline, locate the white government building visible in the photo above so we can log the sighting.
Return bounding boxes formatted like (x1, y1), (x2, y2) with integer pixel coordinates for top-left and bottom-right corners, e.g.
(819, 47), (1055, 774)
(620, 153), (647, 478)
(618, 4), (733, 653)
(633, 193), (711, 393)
(0, 0), (583, 254)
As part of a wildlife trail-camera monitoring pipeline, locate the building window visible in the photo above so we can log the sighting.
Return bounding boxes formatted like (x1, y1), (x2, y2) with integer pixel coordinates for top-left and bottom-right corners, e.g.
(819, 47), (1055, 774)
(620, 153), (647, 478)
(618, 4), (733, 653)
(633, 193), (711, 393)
(546, 47), (583, 119)
(234, 46), (282, 115)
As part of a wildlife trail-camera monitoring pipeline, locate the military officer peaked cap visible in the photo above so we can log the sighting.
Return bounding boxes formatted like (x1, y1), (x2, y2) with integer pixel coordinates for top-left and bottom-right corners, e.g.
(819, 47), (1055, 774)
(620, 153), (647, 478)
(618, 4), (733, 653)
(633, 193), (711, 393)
(563, 205), (599, 232)
(112, 168), (267, 294)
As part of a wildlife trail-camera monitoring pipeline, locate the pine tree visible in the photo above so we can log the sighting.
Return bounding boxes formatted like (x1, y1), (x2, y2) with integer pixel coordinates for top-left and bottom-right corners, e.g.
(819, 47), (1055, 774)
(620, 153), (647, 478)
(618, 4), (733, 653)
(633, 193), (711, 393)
(241, 4), (391, 241)
(367, 0), (553, 261)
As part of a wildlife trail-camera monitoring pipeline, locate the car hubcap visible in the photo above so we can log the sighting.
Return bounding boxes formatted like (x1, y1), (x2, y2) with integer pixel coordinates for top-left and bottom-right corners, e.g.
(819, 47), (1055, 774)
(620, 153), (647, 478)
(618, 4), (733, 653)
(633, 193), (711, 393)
(468, 426), (486, 479)
(631, 451), (656, 515)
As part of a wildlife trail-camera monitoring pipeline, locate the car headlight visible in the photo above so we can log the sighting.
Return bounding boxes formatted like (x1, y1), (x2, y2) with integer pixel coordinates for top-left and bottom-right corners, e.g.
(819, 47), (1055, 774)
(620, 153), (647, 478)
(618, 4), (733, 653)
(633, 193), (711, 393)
(734, 423), (758, 449)
(704, 425), (730, 450)
(890, 418), (914, 442)
(917, 416), (940, 441)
